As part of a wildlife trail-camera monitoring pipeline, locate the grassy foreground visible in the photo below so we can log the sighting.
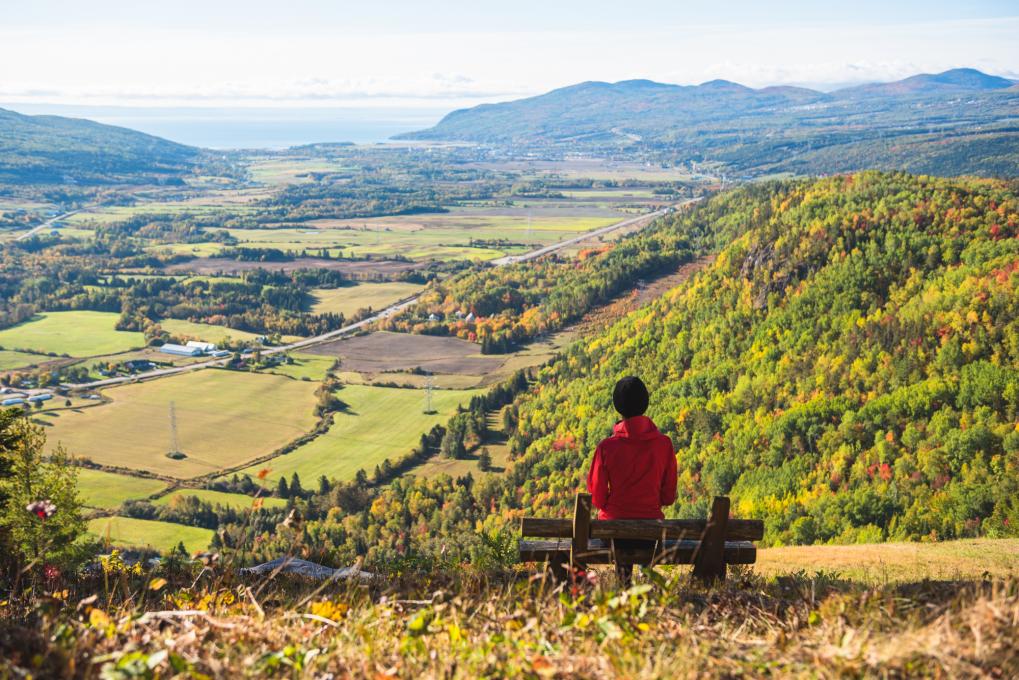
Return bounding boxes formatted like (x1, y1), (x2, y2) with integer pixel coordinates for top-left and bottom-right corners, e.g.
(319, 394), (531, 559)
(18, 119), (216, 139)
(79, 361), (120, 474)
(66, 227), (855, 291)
(2, 558), (1016, 678)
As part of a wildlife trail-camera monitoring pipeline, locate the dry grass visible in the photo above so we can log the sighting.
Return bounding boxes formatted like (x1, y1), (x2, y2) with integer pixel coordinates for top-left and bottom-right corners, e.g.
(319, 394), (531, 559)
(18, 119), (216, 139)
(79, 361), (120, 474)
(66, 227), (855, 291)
(758, 538), (1019, 583)
(2, 563), (1017, 678)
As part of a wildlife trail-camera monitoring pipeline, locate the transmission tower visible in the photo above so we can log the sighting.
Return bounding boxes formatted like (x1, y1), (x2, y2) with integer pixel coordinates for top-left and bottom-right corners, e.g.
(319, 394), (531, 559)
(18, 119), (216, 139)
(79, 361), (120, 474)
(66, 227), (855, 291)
(424, 376), (435, 414)
(168, 401), (182, 457)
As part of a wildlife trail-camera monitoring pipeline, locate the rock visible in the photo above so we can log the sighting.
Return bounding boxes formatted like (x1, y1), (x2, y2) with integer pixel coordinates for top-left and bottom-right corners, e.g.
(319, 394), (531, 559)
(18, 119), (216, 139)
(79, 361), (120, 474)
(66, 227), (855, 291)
(240, 557), (373, 581)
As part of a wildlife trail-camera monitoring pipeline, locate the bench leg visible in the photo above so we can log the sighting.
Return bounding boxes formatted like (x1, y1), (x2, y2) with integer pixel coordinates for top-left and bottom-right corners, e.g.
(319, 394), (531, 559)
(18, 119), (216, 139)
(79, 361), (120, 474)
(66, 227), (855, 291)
(546, 556), (569, 582)
(693, 496), (730, 584)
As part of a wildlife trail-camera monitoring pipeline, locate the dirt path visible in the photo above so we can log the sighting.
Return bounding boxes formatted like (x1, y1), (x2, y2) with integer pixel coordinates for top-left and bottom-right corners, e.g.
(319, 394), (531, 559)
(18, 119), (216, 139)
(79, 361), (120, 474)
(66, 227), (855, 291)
(570, 254), (715, 335)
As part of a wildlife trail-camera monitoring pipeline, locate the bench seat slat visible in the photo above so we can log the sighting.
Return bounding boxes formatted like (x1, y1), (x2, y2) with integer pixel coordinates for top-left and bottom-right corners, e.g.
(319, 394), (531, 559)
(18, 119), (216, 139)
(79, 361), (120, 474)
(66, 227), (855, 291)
(518, 539), (756, 565)
(520, 517), (764, 542)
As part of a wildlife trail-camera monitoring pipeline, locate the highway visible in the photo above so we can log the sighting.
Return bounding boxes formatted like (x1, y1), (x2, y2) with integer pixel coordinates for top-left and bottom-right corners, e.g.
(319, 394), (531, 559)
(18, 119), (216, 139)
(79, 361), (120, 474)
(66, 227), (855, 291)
(68, 202), (690, 392)
(15, 209), (81, 242)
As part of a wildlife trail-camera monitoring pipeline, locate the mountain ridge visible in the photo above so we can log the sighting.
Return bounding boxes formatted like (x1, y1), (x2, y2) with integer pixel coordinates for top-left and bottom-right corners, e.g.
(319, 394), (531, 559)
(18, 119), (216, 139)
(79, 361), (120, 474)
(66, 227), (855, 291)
(0, 106), (200, 185)
(397, 68), (1019, 177)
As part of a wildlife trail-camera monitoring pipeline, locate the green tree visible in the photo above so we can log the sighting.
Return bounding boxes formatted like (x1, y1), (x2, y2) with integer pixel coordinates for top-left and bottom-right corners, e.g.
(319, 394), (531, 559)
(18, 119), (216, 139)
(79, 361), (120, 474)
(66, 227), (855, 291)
(0, 416), (88, 571)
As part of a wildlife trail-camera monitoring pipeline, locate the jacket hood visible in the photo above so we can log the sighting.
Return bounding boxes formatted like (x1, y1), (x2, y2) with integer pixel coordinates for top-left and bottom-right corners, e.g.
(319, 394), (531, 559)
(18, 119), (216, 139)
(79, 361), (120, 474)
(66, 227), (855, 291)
(612, 415), (660, 440)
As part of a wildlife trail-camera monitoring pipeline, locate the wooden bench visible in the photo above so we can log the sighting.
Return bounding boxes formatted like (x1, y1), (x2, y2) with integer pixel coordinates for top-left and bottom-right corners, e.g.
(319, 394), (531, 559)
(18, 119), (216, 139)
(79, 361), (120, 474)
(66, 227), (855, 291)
(518, 493), (762, 582)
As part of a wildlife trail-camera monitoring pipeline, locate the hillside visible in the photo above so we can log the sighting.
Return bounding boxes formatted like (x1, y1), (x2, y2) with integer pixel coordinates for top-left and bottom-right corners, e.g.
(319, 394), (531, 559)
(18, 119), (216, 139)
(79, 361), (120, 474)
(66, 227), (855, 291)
(398, 69), (1019, 177)
(0, 107), (199, 184)
(235, 172), (1019, 568)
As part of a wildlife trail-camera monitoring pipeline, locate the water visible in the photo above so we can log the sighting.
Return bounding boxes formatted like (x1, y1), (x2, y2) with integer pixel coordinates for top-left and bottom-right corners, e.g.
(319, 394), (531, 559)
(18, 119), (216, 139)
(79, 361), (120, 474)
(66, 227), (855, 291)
(2, 104), (448, 149)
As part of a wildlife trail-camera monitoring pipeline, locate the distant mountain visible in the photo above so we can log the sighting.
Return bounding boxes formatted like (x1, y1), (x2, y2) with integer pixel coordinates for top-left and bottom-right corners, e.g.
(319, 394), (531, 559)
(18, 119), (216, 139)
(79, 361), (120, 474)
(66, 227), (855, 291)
(0, 107), (200, 185)
(839, 67), (1017, 98)
(398, 69), (1019, 177)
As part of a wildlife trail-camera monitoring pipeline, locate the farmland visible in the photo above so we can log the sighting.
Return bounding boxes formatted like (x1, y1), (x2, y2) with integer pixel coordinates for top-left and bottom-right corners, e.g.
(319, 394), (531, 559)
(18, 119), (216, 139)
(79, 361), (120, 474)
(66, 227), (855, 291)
(0, 349), (52, 371)
(153, 488), (287, 511)
(305, 331), (504, 376)
(0, 311), (145, 356)
(154, 319), (266, 344)
(87, 516), (215, 554)
(239, 383), (480, 484)
(309, 281), (424, 317)
(42, 369), (320, 478)
(75, 468), (167, 509)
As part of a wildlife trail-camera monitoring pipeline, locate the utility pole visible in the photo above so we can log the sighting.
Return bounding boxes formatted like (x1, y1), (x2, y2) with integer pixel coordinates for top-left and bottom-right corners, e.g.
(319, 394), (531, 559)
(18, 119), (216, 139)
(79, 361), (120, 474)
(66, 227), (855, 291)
(424, 376), (434, 414)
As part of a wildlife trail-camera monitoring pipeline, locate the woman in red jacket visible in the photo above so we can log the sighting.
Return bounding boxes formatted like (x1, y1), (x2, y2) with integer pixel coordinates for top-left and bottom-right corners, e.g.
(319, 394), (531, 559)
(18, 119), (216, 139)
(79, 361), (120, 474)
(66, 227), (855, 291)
(586, 376), (677, 583)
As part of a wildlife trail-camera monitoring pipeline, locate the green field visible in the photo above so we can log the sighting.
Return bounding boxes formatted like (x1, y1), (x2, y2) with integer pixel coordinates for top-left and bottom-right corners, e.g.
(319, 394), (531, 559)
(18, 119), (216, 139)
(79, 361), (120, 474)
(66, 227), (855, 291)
(88, 516), (214, 554)
(0, 349), (51, 370)
(145, 212), (620, 262)
(44, 369), (320, 478)
(75, 468), (167, 509)
(158, 319), (265, 344)
(240, 384), (479, 484)
(310, 282), (424, 317)
(0, 312), (145, 356)
(264, 353), (335, 381)
(153, 488), (287, 510)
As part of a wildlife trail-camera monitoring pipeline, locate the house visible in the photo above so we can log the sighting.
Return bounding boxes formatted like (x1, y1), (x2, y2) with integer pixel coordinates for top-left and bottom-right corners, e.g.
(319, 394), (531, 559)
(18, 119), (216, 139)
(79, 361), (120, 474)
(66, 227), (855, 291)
(185, 340), (217, 353)
(159, 343), (203, 357)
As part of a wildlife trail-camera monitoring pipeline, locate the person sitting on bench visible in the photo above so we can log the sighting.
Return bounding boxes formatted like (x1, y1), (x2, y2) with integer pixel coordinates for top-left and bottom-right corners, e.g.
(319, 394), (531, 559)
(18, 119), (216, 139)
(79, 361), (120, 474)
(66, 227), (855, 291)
(586, 376), (677, 583)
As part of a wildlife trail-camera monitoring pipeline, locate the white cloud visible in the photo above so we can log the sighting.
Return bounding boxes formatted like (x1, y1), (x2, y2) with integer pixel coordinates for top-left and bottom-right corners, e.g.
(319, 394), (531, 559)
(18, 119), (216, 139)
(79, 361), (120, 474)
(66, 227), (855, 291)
(0, 17), (1016, 108)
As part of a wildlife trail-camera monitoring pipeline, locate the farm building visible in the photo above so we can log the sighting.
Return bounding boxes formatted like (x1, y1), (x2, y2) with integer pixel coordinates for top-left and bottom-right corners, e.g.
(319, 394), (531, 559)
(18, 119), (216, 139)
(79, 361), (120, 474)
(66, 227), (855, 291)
(186, 340), (217, 353)
(159, 343), (203, 357)
(1, 398), (25, 406)
(211, 350), (231, 358)
(27, 393), (52, 403)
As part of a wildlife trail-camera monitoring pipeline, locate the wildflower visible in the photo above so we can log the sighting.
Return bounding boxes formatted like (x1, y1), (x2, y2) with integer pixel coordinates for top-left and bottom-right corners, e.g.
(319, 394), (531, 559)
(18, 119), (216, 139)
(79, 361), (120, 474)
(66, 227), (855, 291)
(26, 499), (56, 519)
(43, 564), (61, 585)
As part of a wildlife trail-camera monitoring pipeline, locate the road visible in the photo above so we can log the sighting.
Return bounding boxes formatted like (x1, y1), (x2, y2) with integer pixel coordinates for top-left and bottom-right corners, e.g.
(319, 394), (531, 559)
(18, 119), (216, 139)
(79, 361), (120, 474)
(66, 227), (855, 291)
(15, 209), (81, 242)
(68, 201), (693, 392)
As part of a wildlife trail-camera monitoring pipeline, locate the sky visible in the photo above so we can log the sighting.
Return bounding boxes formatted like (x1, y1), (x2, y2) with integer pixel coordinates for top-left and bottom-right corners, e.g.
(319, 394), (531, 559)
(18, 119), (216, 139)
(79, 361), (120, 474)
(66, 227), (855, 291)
(1, 0), (1018, 110)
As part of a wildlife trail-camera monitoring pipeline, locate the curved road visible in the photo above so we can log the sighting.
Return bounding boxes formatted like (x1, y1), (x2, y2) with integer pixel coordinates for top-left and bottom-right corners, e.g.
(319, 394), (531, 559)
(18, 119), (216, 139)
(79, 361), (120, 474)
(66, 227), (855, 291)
(69, 201), (693, 392)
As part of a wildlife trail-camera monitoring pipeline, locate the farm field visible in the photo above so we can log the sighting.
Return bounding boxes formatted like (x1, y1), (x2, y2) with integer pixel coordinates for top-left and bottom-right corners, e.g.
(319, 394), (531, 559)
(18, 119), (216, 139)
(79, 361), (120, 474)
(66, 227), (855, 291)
(88, 516), (215, 554)
(239, 384), (479, 484)
(0, 349), (52, 371)
(309, 282), (424, 317)
(145, 210), (622, 262)
(75, 468), (167, 509)
(756, 538), (1019, 582)
(305, 331), (504, 376)
(153, 488), (287, 511)
(0, 311), (145, 356)
(263, 353), (335, 381)
(158, 318), (268, 344)
(42, 369), (320, 478)
(163, 256), (419, 277)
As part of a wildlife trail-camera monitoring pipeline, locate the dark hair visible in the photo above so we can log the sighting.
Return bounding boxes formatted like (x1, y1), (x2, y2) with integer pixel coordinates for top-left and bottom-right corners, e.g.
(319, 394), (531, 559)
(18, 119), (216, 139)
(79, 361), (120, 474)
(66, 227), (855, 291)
(612, 376), (649, 418)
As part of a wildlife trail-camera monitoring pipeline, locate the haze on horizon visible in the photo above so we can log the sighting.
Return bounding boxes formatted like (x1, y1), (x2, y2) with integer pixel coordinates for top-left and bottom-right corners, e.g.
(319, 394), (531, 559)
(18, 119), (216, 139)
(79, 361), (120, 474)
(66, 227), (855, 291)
(2, 0), (1018, 114)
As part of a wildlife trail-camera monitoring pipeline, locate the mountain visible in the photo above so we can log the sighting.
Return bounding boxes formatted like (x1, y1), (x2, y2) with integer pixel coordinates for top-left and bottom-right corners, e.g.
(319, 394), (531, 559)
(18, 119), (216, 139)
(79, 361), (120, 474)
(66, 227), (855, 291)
(0, 107), (200, 185)
(398, 69), (1019, 177)
(839, 67), (1017, 98)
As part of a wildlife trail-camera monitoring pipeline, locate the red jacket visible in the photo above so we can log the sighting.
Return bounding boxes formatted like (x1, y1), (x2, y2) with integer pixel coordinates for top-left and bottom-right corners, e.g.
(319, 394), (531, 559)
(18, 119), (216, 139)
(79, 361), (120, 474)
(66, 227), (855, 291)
(586, 415), (677, 519)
